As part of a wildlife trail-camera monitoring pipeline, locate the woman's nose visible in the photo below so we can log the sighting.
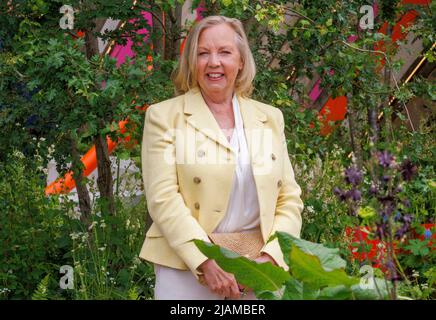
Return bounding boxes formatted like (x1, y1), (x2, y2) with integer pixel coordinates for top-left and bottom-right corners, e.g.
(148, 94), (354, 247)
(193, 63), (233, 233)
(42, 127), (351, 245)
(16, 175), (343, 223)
(208, 53), (220, 66)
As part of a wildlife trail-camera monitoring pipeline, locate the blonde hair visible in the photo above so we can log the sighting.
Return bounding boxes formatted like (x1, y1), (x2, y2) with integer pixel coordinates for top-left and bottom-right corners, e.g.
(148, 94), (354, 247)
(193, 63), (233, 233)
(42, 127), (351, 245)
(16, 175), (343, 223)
(172, 15), (256, 97)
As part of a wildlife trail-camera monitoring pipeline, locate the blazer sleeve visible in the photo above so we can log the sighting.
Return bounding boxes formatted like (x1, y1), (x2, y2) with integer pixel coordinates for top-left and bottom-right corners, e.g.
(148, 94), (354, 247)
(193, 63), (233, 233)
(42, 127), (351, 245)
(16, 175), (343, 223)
(260, 108), (304, 270)
(141, 105), (211, 278)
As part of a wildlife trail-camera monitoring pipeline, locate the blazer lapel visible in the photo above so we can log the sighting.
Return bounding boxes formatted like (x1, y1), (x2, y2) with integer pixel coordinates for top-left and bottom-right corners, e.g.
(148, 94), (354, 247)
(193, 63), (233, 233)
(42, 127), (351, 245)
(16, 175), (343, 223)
(184, 88), (268, 160)
(184, 88), (232, 152)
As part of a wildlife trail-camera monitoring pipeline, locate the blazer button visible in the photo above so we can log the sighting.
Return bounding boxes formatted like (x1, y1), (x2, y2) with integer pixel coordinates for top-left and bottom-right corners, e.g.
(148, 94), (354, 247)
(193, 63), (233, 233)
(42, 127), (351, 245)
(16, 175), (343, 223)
(193, 177), (201, 184)
(271, 153), (276, 161)
(277, 180), (283, 188)
(194, 202), (200, 210)
(197, 149), (206, 157)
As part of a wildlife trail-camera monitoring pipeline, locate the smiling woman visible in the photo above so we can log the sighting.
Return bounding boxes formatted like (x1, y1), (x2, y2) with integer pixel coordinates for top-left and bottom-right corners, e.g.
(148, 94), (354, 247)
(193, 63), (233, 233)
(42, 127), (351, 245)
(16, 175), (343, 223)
(139, 15), (304, 300)
(196, 24), (243, 101)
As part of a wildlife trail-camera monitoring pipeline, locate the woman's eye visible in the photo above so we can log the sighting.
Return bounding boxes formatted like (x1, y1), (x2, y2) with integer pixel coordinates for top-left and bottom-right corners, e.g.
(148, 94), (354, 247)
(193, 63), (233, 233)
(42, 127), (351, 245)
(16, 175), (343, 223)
(199, 52), (208, 56)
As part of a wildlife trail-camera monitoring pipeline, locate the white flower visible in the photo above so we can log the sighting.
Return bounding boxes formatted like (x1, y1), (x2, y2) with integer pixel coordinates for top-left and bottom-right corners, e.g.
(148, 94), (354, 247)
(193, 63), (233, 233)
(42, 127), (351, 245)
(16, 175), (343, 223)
(81, 233), (89, 242)
(307, 206), (315, 214)
(69, 232), (81, 240)
(132, 256), (141, 266)
(88, 221), (97, 231)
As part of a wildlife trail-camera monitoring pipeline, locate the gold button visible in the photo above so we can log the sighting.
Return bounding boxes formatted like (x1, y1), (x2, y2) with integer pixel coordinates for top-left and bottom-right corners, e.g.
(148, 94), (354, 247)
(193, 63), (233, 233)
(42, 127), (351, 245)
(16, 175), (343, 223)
(271, 153), (276, 161)
(193, 177), (201, 184)
(194, 202), (200, 210)
(197, 150), (205, 157)
(277, 180), (282, 188)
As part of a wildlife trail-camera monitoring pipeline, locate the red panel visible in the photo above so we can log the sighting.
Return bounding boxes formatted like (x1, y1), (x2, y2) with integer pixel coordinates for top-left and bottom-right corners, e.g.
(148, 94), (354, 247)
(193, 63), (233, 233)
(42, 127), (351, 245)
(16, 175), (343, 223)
(318, 96), (347, 136)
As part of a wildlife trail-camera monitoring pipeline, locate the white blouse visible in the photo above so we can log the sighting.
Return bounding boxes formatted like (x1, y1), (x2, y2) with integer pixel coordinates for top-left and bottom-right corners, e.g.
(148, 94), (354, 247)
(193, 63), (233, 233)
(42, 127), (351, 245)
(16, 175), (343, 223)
(213, 95), (261, 233)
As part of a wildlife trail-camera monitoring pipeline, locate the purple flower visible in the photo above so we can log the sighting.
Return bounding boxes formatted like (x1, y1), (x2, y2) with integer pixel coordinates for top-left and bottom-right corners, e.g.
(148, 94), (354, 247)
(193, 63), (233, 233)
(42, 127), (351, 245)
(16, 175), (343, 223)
(394, 211), (401, 222)
(344, 166), (363, 186)
(395, 224), (409, 239)
(379, 195), (394, 205)
(377, 150), (395, 168)
(402, 214), (412, 224)
(381, 203), (395, 216)
(385, 260), (395, 270)
(376, 223), (388, 239)
(424, 229), (432, 240)
(394, 185), (403, 194)
(382, 175), (391, 183)
(333, 187), (347, 201)
(402, 199), (411, 208)
(400, 159), (417, 181)
(369, 183), (378, 195)
(346, 188), (362, 201)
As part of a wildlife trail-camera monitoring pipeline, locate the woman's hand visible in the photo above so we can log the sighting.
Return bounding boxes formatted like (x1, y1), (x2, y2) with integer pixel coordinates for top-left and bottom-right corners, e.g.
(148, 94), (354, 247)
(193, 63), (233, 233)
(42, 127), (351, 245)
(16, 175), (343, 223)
(198, 259), (241, 299)
(254, 253), (278, 265)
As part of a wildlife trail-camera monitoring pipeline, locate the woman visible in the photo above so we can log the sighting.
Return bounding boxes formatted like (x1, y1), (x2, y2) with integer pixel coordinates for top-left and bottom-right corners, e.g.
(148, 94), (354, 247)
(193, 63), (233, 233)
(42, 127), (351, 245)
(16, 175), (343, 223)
(139, 15), (304, 300)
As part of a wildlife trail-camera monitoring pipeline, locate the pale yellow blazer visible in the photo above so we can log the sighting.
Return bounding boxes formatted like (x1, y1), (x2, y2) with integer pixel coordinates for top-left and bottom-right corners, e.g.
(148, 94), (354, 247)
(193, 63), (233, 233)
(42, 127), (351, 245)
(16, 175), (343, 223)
(139, 87), (304, 278)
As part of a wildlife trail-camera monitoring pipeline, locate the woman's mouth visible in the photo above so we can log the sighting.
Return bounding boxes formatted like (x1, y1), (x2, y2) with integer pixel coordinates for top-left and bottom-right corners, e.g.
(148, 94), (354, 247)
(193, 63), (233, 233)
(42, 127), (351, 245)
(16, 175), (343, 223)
(206, 73), (224, 81)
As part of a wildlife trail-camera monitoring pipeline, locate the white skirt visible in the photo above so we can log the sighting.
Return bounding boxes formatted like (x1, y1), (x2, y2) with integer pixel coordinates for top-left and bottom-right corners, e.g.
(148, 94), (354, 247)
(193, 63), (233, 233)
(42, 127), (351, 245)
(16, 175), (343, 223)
(154, 263), (257, 300)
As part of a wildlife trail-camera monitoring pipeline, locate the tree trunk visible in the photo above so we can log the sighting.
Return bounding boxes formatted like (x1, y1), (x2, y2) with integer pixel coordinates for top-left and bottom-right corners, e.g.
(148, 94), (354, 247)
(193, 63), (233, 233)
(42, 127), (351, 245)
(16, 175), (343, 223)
(151, 6), (165, 58)
(83, 19), (115, 216)
(94, 131), (115, 216)
(70, 136), (92, 224)
(151, 2), (183, 61)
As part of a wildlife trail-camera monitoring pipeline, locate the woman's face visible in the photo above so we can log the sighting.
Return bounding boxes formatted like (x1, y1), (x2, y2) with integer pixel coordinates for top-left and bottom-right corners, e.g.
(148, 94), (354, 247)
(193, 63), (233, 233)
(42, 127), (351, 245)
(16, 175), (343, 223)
(196, 23), (243, 99)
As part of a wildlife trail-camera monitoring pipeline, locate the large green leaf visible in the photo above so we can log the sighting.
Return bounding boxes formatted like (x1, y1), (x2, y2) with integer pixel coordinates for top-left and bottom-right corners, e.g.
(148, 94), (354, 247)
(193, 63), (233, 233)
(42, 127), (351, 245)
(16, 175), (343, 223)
(193, 239), (290, 292)
(318, 285), (353, 300)
(282, 278), (320, 300)
(290, 244), (359, 288)
(276, 232), (346, 271)
(318, 279), (389, 300)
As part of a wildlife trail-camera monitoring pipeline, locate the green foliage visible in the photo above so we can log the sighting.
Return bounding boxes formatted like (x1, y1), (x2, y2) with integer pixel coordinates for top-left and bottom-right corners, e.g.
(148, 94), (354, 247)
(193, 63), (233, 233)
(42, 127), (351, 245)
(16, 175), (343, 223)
(31, 274), (50, 300)
(195, 232), (389, 299)
(0, 151), (154, 300)
(0, 152), (67, 299)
